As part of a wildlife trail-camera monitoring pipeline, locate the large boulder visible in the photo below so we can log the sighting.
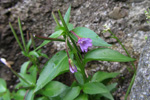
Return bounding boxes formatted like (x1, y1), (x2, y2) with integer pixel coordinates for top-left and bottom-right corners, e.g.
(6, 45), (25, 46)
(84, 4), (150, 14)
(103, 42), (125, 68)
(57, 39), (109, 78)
(130, 35), (150, 100)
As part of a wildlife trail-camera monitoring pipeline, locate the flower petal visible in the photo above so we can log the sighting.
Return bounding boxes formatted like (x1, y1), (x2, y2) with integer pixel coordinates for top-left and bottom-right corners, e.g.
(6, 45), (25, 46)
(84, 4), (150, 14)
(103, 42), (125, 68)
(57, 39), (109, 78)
(78, 38), (92, 52)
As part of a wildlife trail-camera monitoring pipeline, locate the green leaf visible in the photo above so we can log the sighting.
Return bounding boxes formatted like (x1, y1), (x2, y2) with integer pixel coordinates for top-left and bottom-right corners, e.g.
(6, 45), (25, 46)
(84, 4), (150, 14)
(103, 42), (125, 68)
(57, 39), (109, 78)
(9, 22), (24, 51)
(13, 89), (26, 100)
(20, 61), (30, 74)
(29, 51), (40, 58)
(72, 27), (111, 47)
(18, 17), (26, 51)
(83, 82), (114, 100)
(63, 86), (81, 100)
(107, 83), (117, 92)
(26, 39), (32, 52)
(24, 89), (34, 100)
(100, 92), (114, 100)
(83, 82), (108, 94)
(38, 81), (67, 97)
(67, 23), (74, 31)
(28, 65), (37, 84)
(75, 71), (84, 85)
(75, 94), (88, 100)
(36, 30), (63, 50)
(91, 71), (119, 82)
(34, 50), (69, 92)
(64, 6), (71, 24)
(84, 48), (135, 63)
(50, 30), (64, 38)
(37, 50), (49, 59)
(19, 73), (36, 86)
(35, 97), (49, 100)
(2, 90), (11, 100)
(0, 78), (7, 95)
(18, 65), (37, 88)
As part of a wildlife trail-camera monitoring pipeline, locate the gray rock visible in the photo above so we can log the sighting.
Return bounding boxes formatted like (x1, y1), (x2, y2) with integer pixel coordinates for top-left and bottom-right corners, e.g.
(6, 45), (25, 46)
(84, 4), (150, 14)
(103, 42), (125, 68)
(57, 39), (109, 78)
(132, 0), (145, 3)
(108, 7), (128, 19)
(130, 35), (150, 100)
(138, 25), (150, 32)
(103, 32), (111, 38)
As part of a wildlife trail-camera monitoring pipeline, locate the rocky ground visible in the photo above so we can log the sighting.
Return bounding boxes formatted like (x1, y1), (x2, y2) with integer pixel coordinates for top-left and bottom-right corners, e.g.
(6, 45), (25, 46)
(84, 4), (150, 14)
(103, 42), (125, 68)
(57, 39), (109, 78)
(0, 0), (149, 99)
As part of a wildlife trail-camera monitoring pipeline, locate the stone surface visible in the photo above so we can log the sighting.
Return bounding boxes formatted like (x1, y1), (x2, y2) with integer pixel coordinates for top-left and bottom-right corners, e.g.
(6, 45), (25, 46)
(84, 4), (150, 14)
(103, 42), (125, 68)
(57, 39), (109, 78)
(108, 7), (128, 19)
(130, 35), (150, 100)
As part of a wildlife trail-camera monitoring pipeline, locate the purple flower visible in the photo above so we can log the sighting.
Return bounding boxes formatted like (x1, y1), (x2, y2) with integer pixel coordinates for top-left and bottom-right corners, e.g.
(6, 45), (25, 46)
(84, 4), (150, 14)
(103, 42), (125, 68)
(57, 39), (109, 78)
(70, 31), (92, 52)
(78, 38), (92, 52)
(69, 59), (77, 73)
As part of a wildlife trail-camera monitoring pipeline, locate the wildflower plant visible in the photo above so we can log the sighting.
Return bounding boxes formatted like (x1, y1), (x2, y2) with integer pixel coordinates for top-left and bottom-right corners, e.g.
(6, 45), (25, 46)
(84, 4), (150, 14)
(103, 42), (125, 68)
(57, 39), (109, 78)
(0, 6), (135, 100)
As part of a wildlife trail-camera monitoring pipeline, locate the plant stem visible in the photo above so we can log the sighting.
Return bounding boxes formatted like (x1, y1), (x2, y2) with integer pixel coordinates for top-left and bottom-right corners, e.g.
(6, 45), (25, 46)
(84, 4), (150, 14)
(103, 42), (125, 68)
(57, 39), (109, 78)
(70, 31), (80, 38)
(58, 10), (86, 78)
(108, 30), (136, 72)
(34, 35), (65, 42)
(9, 22), (24, 51)
(65, 37), (70, 58)
(30, 33), (36, 50)
(69, 36), (83, 62)
(69, 37), (85, 77)
(9, 67), (31, 85)
(18, 17), (27, 52)
(124, 72), (136, 100)
(69, 31), (83, 61)
(107, 30), (136, 100)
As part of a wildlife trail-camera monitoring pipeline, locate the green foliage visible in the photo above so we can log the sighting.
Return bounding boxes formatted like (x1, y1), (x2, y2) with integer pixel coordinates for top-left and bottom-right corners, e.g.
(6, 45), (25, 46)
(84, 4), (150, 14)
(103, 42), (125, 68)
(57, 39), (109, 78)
(38, 81), (67, 97)
(13, 89), (26, 100)
(24, 89), (34, 100)
(3, 5), (136, 100)
(34, 50), (69, 92)
(64, 5), (71, 25)
(75, 94), (88, 100)
(0, 79), (11, 100)
(0, 78), (7, 95)
(83, 82), (114, 100)
(91, 71), (119, 83)
(72, 27), (111, 47)
(75, 71), (85, 85)
(2, 90), (11, 100)
(36, 30), (64, 50)
(84, 48), (135, 63)
(62, 86), (81, 100)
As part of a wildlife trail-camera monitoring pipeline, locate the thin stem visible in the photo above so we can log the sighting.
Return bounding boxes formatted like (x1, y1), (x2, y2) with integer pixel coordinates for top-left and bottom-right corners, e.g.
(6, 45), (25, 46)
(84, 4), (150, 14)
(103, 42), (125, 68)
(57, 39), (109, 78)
(69, 36), (83, 62)
(52, 12), (61, 27)
(107, 30), (136, 100)
(18, 17), (27, 51)
(57, 10), (85, 78)
(108, 30), (136, 72)
(65, 37), (70, 58)
(34, 35), (65, 42)
(69, 37), (85, 77)
(10, 67), (31, 85)
(9, 22), (24, 51)
(124, 72), (136, 100)
(67, 38), (85, 77)
(70, 31), (80, 38)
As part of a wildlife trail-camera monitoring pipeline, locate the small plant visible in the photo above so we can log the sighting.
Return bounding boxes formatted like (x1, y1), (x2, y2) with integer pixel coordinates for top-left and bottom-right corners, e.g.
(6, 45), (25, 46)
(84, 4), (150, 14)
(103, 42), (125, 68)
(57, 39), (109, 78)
(0, 6), (135, 100)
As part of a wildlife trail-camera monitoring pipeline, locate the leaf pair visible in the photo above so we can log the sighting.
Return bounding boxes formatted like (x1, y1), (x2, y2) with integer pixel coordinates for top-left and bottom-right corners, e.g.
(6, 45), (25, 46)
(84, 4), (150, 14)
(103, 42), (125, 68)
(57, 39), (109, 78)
(82, 71), (119, 100)
(0, 78), (11, 100)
